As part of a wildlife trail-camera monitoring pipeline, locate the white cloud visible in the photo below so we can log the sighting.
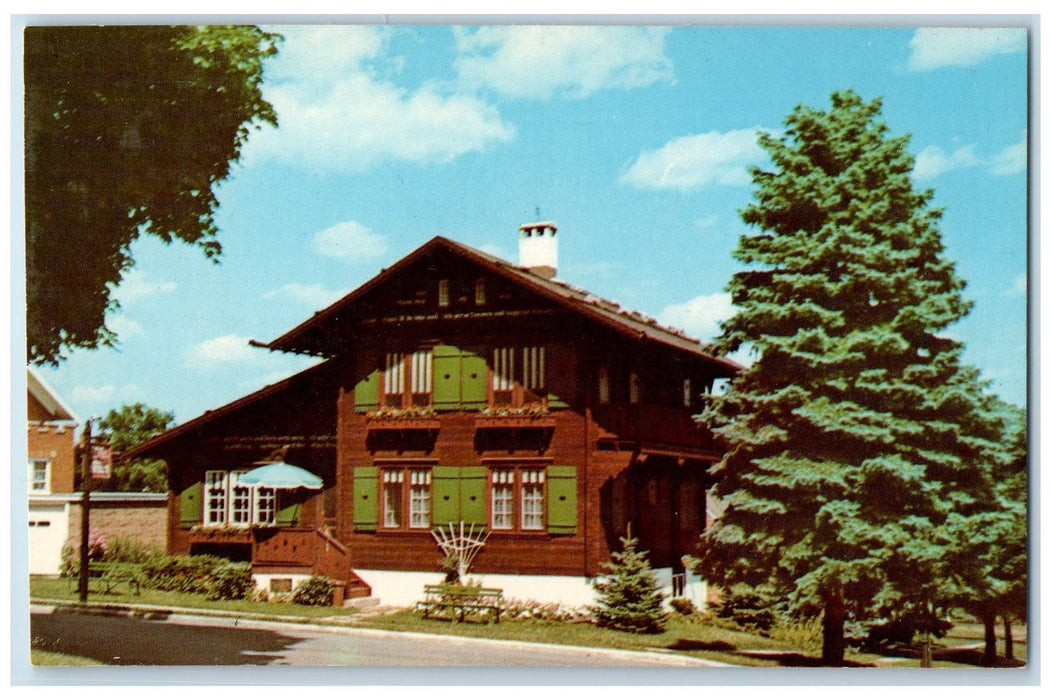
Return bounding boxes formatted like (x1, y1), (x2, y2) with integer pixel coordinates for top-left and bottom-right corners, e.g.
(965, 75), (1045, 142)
(263, 282), (351, 309)
(313, 221), (389, 263)
(245, 26), (514, 172)
(454, 26), (674, 100)
(1006, 273), (1027, 298)
(620, 129), (765, 191)
(107, 314), (144, 338)
(989, 133), (1027, 176)
(113, 269), (176, 303)
(658, 292), (735, 342)
(187, 334), (257, 368)
(914, 133), (1027, 180)
(695, 215), (719, 229)
(72, 384), (116, 403)
(908, 28), (1026, 72)
(912, 144), (981, 180)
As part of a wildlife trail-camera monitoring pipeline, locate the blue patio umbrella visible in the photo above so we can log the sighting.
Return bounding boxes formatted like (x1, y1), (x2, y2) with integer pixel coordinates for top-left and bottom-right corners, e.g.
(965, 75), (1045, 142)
(238, 461), (323, 490)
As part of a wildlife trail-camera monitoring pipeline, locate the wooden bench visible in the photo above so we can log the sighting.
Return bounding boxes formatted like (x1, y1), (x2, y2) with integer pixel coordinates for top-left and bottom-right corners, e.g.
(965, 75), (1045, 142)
(415, 584), (504, 623)
(69, 562), (142, 595)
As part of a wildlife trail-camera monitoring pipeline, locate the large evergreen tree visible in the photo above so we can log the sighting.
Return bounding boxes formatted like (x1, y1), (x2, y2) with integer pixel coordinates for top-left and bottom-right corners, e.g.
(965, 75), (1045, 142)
(25, 26), (280, 365)
(698, 90), (1003, 665)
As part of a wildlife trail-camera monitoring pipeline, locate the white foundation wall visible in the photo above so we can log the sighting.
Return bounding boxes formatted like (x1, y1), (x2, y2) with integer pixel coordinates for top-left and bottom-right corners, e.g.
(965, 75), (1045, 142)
(252, 572), (314, 594)
(354, 567), (710, 610)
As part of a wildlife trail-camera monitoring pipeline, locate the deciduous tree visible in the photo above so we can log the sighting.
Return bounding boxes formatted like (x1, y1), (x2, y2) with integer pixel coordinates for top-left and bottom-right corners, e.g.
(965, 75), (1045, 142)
(25, 25), (280, 365)
(98, 402), (175, 492)
(698, 90), (1003, 665)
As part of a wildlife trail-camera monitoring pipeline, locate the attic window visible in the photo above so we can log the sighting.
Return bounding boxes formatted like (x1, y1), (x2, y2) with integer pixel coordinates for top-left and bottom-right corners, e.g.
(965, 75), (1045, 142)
(438, 280), (450, 308)
(683, 378), (692, 408)
(475, 278), (486, 306)
(629, 371), (641, 405)
(598, 366), (610, 405)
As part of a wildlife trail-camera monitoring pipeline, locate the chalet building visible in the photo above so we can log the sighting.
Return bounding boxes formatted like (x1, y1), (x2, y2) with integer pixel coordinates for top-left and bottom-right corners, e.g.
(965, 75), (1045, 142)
(128, 224), (740, 607)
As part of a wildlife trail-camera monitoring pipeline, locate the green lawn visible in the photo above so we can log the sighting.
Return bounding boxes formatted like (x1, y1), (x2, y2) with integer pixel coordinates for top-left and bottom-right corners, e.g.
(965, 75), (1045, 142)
(30, 575), (1024, 669)
(31, 650), (105, 667)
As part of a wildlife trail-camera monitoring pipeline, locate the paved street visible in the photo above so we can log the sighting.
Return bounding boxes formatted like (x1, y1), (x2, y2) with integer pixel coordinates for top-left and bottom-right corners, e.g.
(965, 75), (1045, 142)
(30, 604), (728, 667)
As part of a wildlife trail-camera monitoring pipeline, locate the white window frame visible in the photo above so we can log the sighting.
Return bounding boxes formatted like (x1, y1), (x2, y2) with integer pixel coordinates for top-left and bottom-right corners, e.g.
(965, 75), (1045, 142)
(520, 469), (545, 531)
(29, 458), (50, 494)
(409, 469), (432, 529)
(205, 470), (229, 526)
(205, 469), (279, 527)
(383, 469), (404, 528)
(491, 470), (514, 530)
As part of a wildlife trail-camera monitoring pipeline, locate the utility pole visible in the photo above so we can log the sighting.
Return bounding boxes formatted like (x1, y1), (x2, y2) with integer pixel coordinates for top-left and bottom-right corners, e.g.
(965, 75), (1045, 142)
(77, 417), (93, 603)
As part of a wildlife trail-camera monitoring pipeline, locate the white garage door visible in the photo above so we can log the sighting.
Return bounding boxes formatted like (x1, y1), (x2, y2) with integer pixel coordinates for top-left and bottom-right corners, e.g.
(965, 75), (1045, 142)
(29, 503), (70, 575)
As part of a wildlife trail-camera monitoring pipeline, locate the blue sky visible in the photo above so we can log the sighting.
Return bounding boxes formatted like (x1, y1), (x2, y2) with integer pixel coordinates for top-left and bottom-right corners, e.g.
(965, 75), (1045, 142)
(29, 24), (1029, 424)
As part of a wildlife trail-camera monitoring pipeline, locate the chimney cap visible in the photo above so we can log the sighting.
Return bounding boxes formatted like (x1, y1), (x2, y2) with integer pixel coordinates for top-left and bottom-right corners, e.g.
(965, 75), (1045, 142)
(518, 221), (558, 233)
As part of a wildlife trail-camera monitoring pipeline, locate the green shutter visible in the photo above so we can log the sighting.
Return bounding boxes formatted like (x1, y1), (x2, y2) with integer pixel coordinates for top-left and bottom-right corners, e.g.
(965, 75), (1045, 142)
(432, 466), (461, 525)
(460, 350), (488, 409)
(432, 345), (462, 410)
(354, 369), (380, 412)
(459, 467), (488, 525)
(179, 480), (202, 528)
(547, 465), (578, 534)
(353, 466), (378, 532)
(276, 493), (300, 527)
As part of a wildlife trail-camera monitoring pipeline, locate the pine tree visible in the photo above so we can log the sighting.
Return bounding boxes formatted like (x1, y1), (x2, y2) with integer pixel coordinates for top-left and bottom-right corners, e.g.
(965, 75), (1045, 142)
(592, 532), (667, 634)
(698, 90), (1003, 665)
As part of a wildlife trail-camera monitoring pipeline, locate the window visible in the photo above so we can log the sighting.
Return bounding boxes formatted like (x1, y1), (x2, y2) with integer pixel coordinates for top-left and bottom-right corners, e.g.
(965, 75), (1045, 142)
(683, 378), (692, 408)
(629, 371), (641, 405)
(490, 467), (545, 532)
(205, 471), (228, 526)
(491, 346), (546, 406)
(382, 467), (432, 529)
(598, 366), (610, 404)
(383, 349), (433, 407)
(204, 469), (276, 527)
(438, 279), (450, 308)
(29, 458), (50, 493)
(475, 278), (486, 306)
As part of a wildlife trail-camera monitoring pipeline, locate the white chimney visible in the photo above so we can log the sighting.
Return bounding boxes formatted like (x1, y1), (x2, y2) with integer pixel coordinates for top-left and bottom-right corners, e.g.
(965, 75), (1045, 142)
(518, 221), (558, 279)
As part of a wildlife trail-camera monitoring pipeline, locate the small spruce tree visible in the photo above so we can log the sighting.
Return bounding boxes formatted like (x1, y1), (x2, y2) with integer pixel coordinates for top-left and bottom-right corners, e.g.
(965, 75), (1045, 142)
(591, 531), (667, 634)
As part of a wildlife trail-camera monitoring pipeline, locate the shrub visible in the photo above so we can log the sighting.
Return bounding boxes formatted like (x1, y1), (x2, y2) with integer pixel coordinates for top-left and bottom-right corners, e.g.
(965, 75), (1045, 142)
(503, 598), (591, 623)
(140, 554), (229, 595)
(712, 590), (777, 632)
(101, 536), (158, 564)
(293, 575), (335, 606)
(668, 597), (697, 617)
(591, 532), (667, 634)
(59, 531), (109, 578)
(205, 562), (253, 601)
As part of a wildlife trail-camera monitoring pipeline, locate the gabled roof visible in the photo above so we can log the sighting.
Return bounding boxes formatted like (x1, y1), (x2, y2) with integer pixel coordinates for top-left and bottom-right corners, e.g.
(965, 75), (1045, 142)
(27, 366), (78, 423)
(262, 236), (741, 373)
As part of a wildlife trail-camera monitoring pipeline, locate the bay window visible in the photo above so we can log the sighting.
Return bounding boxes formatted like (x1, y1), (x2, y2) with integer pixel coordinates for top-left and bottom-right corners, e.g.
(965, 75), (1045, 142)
(204, 469), (276, 527)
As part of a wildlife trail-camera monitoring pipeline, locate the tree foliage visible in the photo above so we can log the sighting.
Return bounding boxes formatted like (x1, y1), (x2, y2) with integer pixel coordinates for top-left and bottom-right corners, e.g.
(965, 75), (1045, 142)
(697, 90), (1006, 665)
(591, 532), (667, 634)
(98, 402), (175, 492)
(25, 25), (281, 365)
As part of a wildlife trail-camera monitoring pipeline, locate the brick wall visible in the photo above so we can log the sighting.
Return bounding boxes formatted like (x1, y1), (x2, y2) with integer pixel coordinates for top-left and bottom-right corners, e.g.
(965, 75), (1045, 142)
(67, 496), (168, 552)
(27, 423), (77, 493)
